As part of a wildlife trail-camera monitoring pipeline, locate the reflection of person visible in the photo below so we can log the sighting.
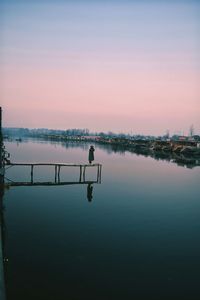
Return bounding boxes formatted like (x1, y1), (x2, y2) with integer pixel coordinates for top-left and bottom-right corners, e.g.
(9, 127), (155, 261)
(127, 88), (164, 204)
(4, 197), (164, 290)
(87, 183), (93, 202)
(88, 145), (95, 164)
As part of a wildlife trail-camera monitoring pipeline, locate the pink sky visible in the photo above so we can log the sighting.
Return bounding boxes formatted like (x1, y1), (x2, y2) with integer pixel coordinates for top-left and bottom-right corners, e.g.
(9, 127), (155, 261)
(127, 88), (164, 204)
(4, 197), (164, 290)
(1, 61), (199, 135)
(0, 1), (200, 135)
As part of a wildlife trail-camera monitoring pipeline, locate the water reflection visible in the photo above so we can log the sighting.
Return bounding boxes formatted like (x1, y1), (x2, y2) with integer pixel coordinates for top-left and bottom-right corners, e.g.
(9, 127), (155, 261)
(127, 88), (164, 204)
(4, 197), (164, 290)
(87, 183), (93, 202)
(0, 181), (96, 300)
(5, 138), (200, 169)
(96, 143), (200, 169)
(35, 139), (200, 169)
(2, 139), (200, 300)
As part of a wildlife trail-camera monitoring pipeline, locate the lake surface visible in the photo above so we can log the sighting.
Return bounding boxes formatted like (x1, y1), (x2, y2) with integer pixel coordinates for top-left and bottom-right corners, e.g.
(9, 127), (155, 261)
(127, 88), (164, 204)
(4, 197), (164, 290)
(2, 139), (200, 300)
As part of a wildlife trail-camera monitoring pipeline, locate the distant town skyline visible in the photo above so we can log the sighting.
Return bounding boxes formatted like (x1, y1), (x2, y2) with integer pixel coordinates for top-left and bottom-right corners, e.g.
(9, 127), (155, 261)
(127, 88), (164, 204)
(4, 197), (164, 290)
(2, 124), (199, 138)
(1, 0), (200, 135)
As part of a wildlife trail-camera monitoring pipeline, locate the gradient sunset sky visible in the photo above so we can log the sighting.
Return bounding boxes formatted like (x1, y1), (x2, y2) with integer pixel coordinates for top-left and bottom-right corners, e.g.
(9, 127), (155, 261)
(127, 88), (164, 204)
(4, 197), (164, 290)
(0, 0), (199, 135)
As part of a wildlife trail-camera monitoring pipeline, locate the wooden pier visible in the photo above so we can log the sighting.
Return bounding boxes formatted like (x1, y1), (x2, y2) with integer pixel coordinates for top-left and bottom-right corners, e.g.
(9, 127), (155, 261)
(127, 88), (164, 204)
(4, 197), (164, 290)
(5, 162), (102, 185)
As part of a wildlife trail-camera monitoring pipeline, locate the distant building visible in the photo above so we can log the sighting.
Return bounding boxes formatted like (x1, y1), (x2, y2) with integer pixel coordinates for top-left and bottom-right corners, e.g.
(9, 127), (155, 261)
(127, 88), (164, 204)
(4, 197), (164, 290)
(178, 136), (188, 141)
(193, 135), (200, 141)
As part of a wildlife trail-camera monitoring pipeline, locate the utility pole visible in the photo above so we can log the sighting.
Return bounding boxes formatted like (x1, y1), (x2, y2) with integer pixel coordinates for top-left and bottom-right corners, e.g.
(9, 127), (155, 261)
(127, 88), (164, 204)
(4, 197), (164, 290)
(0, 106), (5, 184)
(0, 107), (2, 170)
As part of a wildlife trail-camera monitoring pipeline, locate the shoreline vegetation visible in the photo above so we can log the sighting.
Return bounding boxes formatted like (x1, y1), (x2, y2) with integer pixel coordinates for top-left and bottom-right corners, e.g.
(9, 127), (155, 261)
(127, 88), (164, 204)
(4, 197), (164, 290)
(3, 127), (200, 169)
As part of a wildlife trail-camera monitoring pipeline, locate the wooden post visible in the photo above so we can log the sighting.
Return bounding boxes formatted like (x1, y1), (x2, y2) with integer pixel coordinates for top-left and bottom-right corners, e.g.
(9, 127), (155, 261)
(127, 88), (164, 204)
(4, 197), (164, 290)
(55, 165), (57, 183)
(97, 165), (100, 182)
(83, 166), (86, 182)
(58, 166), (60, 181)
(79, 166), (82, 182)
(31, 165), (34, 183)
(99, 165), (102, 183)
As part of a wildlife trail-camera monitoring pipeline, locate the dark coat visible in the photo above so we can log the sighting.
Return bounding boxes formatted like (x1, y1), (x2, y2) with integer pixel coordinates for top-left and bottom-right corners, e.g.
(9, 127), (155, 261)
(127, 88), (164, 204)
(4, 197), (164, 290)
(88, 147), (95, 162)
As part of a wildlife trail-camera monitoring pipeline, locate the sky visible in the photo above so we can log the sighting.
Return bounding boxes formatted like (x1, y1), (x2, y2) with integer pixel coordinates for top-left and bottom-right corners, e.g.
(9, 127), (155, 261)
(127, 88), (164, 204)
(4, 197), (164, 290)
(0, 0), (199, 135)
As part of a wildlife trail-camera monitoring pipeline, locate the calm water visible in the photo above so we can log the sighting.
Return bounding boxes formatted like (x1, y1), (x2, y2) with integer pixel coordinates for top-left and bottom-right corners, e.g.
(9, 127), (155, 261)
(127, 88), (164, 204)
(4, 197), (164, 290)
(2, 139), (200, 300)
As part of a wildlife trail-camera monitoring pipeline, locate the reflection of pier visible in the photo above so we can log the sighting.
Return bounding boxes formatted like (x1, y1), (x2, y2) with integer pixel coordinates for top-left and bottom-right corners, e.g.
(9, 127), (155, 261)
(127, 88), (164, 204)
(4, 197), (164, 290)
(5, 162), (102, 185)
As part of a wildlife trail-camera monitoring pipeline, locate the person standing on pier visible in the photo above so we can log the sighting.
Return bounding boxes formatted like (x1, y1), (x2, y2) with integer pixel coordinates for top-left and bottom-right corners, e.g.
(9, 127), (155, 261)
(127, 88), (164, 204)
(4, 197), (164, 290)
(88, 145), (95, 164)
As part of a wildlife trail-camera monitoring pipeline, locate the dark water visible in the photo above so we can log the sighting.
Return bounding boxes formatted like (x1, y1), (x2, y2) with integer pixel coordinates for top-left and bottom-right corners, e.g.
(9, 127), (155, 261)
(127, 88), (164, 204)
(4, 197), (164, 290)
(2, 139), (200, 300)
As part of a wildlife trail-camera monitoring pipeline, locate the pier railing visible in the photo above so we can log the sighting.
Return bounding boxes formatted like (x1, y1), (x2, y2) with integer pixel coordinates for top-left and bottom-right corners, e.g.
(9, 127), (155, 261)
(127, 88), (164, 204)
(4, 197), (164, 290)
(5, 162), (102, 185)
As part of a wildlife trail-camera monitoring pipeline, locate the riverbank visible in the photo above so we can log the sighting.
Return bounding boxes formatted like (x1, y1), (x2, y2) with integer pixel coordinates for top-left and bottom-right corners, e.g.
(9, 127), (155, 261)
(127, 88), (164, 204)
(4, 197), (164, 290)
(4, 135), (200, 169)
(98, 138), (200, 157)
(11, 134), (200, 157)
